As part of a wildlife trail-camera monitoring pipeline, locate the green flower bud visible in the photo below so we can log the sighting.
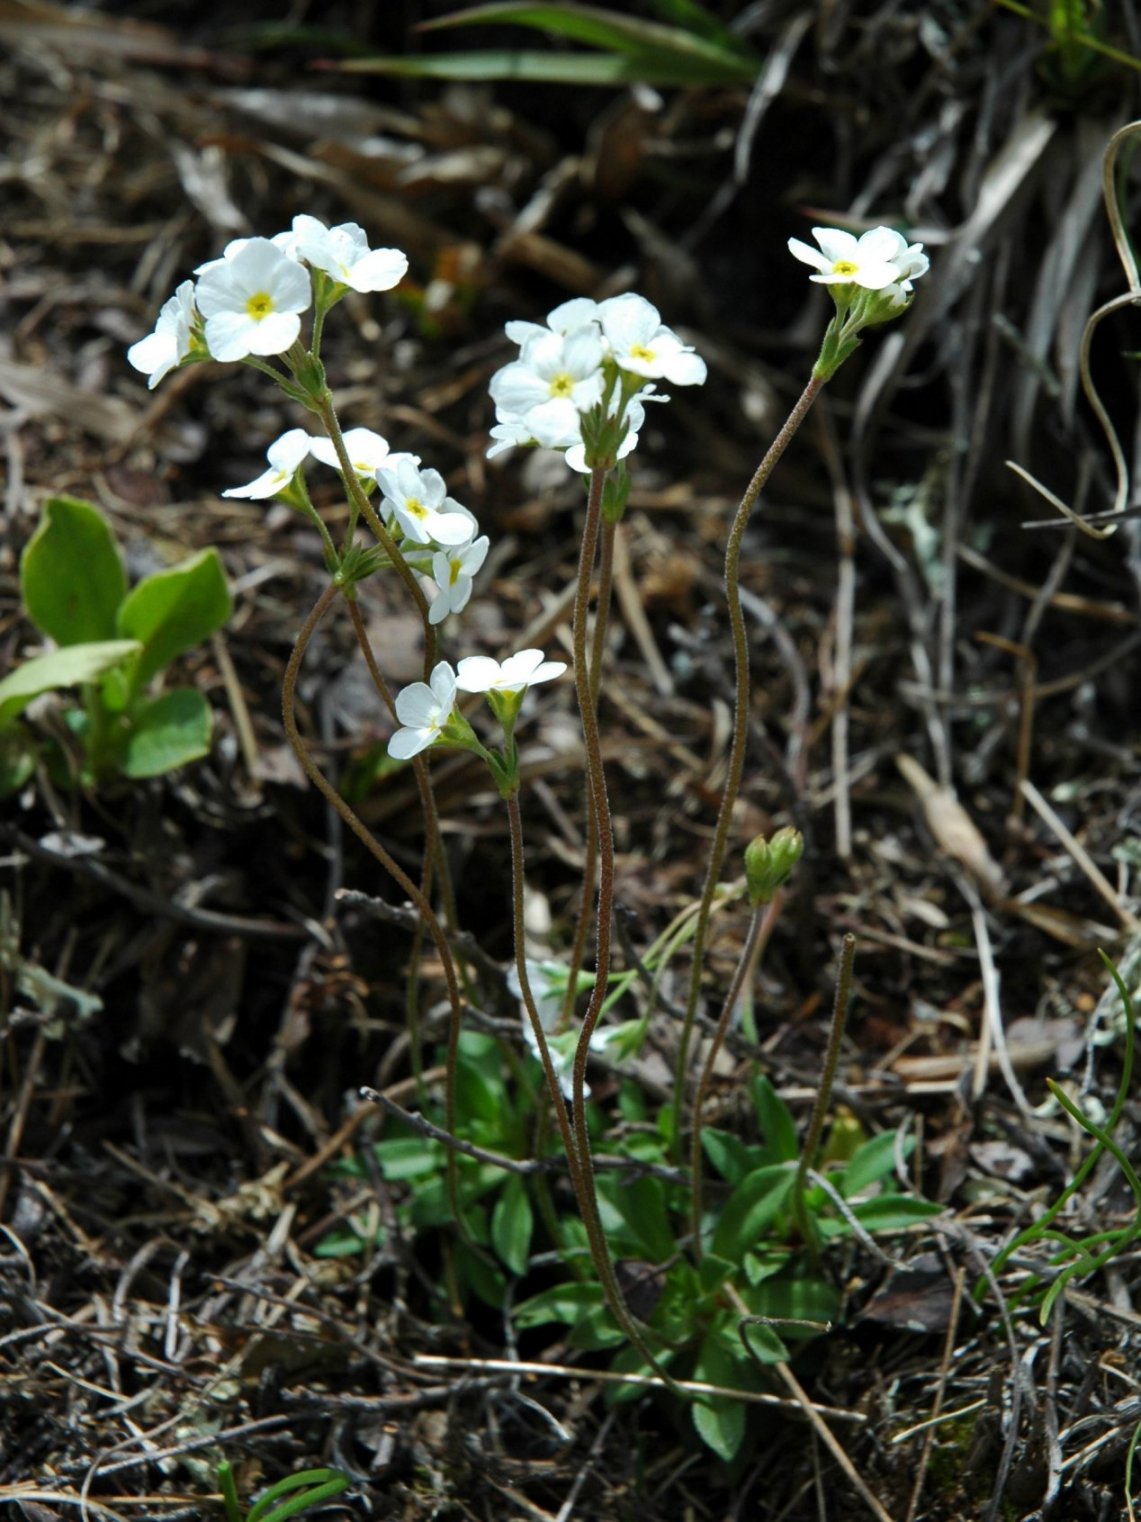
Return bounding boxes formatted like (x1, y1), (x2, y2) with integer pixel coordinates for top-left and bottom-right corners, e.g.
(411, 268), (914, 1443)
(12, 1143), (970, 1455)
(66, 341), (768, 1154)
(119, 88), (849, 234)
(744, 826), (804, 906)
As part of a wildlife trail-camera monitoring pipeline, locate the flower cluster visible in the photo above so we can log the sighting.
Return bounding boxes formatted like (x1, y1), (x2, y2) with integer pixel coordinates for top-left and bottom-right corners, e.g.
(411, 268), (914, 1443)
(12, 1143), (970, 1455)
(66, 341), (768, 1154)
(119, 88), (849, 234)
(387, 649), (567, 760)
(788, 225), (929, 310)
(127, 215), (408, 387)
(221, 427), (488, 626)
(487, 293), (707, 472)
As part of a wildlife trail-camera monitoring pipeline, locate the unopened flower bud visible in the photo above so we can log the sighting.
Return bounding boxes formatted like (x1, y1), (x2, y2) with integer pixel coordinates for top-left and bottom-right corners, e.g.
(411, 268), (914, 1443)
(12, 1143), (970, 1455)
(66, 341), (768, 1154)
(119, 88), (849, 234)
(744, 827), (804, 906)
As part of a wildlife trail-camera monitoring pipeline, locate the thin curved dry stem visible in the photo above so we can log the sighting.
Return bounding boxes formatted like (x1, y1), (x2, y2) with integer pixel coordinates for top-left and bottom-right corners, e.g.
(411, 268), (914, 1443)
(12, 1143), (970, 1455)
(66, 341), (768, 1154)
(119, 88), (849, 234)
(1006, 121), (1141, 537)
(1103, 121), (1141, 295)
(673, 373), (825, 1152)
(689, 891), (781, 1258)
(282, 581), (467, 1226)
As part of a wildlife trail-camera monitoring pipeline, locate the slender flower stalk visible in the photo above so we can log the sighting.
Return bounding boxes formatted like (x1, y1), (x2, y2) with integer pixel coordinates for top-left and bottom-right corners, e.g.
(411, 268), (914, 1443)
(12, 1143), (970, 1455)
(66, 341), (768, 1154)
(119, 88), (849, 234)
(672, 374), (825, 1153)
(313, 395), (437, 669)
(791, 933), (857, 1262)
(690, 891), (783, 1257)
(282, 583), (467, 1223)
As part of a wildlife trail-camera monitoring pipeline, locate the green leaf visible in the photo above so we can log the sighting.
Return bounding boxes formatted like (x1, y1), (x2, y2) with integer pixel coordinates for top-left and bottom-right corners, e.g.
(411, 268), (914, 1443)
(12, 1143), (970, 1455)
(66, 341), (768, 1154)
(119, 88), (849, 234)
(20, 496), (126, 646)
(697, 1251), (735, 1296)
(421, 1), (759, 71)
(743, 1271), (840, 1332)
(692, 1328), (747, 1461)
(841, 1130), (911, 1197)
(711, 1164), (794, 1261)
(338, 46), (754, 87)
(701, 1127), (766, 1185)
(491, 1174), (533, 1275)
(752, 1075), (799, 1163)
(851, 1194), (944, 1231)
(515, 1280), (604, 1329)
(121, 688), (212, 777)
(247, 1470), (351, 1522)
(373, 1136), (445, 1181)
(0, 725), (38, 795)
(738, 1319), (789, 1364)
(568, 1300), (626, 1350)
(0, 640), (141, 729)
(116, 548), (231, 689)
(605, 1340), (677, 1404)
(597, 1173), (675, 1262)
(312, 1227), (368, 1258)
(455, 1239), (507, 1309)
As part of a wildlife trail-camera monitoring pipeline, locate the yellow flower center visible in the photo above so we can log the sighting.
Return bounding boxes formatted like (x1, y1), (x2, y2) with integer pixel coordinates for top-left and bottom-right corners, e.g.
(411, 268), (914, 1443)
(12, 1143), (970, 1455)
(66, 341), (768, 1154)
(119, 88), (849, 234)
(548, 372), (574, 398)
(630, 343), (656, 363)
(406, 496), (427, 521)
(832, 260), (858, 277)
(449, 561), (461, 587)
(245, 291), (275, 321)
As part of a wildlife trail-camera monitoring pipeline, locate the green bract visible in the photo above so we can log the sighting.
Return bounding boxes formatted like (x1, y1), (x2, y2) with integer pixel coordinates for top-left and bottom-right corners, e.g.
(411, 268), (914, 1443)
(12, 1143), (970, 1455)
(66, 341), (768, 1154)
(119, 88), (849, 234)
(6, 495), (232, 790)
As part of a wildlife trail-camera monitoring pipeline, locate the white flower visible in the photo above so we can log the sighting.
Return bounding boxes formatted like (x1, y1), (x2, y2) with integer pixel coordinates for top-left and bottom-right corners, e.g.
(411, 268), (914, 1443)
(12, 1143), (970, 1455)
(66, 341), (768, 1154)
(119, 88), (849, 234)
(504, 297), (601, 349)
(290, 214), (408, 293)
(487, 416), (545, 458)
(308, 427), (393, 478)
(455, 648), (567, 695)
(597, 294), (707, 386)
(376, 457), (474, 546)
(127, 280), (197, 389)
(195, 238), (312, 361)
(489, 327), (605, 449)
(881, 242), (930, 307)
(428, 534), (489, 625)
(787, 226), (916, 291)
(387, 661), (458, 759)
(221, 428), (314, 499)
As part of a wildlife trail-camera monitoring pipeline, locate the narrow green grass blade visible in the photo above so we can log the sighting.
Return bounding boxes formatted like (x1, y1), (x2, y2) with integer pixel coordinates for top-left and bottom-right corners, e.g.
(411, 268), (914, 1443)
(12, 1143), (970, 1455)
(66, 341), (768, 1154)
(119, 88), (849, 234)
(337, 47), (754, 85)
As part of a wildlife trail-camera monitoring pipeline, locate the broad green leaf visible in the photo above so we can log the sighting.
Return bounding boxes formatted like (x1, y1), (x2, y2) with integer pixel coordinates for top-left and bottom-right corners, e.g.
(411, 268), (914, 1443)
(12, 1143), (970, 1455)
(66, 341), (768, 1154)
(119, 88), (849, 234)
(338, 47), (754, 86)
(515, 1280), (604, 1329)
(841, 1130), (912, 1198)
(737, 1319), (789, 1364)
(697, 1251), (735, 1296)
(604, 1340), (677, 1404)
(752, 1075), (799, 1162)
(711, 1164), (794, 1261)
(373, 1137), (444, 1181)
(21, 496), (126, 645)
(692, 1328), (747, 1461)
(701, 1126), (766, 1185)
(491, 1174), (533, 1275)
(744, 1272), (840, 1333)
(568, 1300), (626, 1350)
(455, 1239), (507, 1309)
(851, 1195), (944, 1231)
(597, 1173), (674, 1262)
(0, 640), (140, 729)
(121, 688), (212, 778)
(410, 1165), (502, 1230)
(116, 548), (231, 689)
